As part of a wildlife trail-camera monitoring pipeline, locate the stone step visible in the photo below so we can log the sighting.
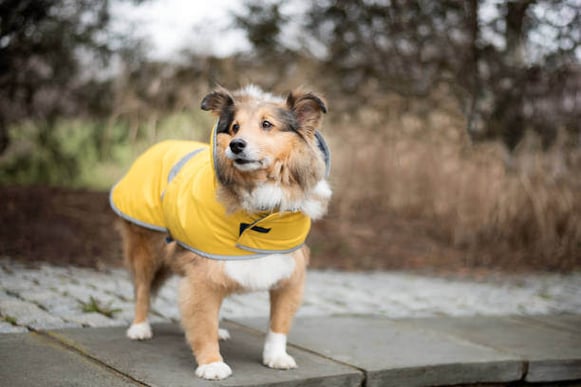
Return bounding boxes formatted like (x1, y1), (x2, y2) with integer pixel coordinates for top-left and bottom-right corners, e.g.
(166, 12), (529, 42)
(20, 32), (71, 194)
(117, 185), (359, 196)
(236, 316), (523, 387)
(393, 314), (581, 383)
(233, 314), (581, 387)
(46, 321), (363, 387)
(1, 315), (579, 386)
(0, 332), (136, 386)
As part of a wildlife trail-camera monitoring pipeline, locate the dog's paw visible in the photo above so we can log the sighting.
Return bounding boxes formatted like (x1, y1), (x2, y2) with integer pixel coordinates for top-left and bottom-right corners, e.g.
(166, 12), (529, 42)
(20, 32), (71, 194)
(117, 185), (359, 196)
(263, 352), (297, 370)
(126, 321), (152, 340)
(263, 330), (297, 369)
(218, 328), (231, 341)
(195, 361), (232, 380)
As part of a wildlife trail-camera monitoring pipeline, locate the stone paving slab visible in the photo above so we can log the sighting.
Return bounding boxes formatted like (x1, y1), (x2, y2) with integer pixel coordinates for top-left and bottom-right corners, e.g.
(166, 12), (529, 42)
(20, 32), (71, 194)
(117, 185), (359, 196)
(0, 332), (137, 386)
(2, 316), (581, 386)
(0, 319), (28, 333)
(514, 314), (581, 334)
(394, 315), (581, 383)
(0, 297), (79, 330)
(234, 316), (524, 387)
(47, 322), (363, 387)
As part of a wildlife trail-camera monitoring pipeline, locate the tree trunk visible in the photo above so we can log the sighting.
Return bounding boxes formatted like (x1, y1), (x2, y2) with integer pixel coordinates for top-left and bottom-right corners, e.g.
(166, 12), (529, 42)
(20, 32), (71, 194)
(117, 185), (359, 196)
(505, 1), (534, 67)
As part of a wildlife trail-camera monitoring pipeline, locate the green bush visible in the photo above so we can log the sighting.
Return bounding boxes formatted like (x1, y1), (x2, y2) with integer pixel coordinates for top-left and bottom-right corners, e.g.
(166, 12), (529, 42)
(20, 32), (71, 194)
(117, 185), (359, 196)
(0, 111), (212, 189)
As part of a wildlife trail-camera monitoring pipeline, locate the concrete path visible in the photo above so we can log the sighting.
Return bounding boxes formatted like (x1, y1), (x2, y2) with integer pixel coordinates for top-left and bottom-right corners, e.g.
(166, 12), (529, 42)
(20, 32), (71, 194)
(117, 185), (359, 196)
(1, 258), (580, 386)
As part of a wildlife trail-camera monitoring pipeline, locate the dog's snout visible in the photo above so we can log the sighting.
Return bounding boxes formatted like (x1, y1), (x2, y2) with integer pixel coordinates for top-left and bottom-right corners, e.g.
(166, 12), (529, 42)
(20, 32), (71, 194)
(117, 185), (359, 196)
(229, 138), (247, 154)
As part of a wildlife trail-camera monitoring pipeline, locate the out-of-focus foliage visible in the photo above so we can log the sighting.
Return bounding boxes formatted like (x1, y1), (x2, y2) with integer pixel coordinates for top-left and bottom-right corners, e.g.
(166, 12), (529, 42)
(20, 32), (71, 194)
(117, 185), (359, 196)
(0, 0), (145, 155)
(233, 0), (286, 56)
(235, 0), (580, 151)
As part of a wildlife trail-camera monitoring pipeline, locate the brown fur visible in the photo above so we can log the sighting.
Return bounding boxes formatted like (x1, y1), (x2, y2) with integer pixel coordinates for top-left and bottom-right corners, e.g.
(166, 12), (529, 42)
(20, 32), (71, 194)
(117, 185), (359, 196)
(120, 218), (310, 368)
(208, 87), (327, 213)
(117, 85), (327, 378)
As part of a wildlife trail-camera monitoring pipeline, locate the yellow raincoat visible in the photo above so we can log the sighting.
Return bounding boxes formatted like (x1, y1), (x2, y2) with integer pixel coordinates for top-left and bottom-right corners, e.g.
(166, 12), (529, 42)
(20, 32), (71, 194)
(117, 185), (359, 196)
(110, 126), (330, 260)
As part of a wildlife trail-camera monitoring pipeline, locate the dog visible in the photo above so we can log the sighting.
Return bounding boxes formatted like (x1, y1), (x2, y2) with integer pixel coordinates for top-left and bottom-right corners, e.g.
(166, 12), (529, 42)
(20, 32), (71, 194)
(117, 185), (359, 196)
(109, 85), (331, 380)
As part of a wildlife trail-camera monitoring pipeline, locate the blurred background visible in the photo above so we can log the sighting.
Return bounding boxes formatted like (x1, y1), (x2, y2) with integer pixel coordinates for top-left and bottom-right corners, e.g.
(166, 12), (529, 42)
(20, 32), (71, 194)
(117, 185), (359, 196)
(0, 0), (579, 273)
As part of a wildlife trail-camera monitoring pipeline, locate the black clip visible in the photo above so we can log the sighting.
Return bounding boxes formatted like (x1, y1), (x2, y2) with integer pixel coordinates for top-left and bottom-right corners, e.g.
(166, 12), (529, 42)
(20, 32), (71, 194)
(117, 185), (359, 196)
(239, 223), (272, 236)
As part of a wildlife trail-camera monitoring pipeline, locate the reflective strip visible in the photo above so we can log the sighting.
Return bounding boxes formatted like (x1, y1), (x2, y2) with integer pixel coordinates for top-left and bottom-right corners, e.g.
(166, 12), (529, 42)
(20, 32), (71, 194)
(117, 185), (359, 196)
(315, 130), (332, 177)
(236, 243), (304, 255)
(212, 123), (220, 175)
(108, 187), (167, 232)
(161, 148), (206, 200)
(174, 240), (303, 261)
(167, 148), (204, 183)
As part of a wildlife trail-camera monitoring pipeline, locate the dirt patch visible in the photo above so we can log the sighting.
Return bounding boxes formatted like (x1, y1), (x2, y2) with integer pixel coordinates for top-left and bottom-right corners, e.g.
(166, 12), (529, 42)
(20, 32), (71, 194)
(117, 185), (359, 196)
(0, 186), (121, 269)
(1, 186), (578, 273)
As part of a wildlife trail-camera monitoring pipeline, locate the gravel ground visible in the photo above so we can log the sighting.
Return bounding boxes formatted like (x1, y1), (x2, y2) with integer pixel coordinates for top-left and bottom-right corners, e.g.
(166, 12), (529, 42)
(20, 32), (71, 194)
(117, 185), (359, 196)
(1, 257), (580, 333)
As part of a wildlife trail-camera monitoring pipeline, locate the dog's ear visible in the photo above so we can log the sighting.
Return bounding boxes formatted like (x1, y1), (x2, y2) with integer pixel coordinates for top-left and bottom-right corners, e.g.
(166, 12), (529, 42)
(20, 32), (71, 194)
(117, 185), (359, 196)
(201, 87), (235, 134)
(286, 90), (327, 136)
(201, 86), (234, 113)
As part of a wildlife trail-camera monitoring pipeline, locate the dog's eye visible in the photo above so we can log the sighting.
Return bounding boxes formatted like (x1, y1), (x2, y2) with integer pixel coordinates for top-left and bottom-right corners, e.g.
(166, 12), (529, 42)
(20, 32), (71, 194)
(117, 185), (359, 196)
(261, 120), (273, 130)
(232, 123), (240, 133)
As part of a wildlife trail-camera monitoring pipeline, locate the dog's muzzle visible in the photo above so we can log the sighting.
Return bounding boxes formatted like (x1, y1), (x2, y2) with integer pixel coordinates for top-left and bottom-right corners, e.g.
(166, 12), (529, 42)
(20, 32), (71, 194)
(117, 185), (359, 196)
(226, 138), (262, 169)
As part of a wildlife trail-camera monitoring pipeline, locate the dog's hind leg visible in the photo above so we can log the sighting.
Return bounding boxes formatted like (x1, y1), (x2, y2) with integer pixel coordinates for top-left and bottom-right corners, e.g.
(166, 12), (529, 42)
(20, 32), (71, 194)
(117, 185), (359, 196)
(118, 219), (167, 340)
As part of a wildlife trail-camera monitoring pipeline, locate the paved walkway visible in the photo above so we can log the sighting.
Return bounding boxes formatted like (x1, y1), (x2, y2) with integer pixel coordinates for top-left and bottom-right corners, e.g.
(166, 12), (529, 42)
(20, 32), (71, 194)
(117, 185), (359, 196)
(1, 258), (580, 332)
(1, 258), (580, 386)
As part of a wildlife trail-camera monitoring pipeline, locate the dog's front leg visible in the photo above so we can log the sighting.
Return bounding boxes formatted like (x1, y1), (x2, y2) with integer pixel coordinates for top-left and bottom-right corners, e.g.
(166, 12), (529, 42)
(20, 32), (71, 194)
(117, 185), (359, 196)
(264, 274), (305, 369)
(179, 278), (231, 380)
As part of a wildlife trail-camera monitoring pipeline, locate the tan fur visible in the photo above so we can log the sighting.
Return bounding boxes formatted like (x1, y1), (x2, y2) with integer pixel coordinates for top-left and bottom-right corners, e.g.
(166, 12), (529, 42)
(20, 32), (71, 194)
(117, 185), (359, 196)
(120, 218), (310, 367)
(213, 90), (327, 213)
(118, 220), (169, 325)
(117, 86), (327, 378)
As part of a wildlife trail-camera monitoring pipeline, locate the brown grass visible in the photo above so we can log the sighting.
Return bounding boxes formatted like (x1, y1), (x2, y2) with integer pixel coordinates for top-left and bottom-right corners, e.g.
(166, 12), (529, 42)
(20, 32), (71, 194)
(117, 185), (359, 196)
(80, 77), (581, 271)
(323, 95), (581, 271)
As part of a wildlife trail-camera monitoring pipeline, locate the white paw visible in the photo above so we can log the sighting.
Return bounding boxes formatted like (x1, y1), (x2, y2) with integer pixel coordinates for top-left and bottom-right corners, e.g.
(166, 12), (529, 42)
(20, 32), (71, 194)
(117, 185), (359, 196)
(195, 361), (232, 380)
(126, 321), (152, 340)
(218, 328), (231, 341)
(263, 352), (297, 369)
(263, 330), (297, 369)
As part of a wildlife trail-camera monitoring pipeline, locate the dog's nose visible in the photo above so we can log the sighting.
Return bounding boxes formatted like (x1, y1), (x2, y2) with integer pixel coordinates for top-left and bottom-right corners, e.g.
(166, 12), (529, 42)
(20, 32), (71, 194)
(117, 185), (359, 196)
(229, 138), (247, 154)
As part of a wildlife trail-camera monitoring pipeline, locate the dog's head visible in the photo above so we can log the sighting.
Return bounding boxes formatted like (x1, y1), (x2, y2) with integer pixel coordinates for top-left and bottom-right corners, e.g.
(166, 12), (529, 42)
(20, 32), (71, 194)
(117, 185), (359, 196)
(201, 85), (331, 216)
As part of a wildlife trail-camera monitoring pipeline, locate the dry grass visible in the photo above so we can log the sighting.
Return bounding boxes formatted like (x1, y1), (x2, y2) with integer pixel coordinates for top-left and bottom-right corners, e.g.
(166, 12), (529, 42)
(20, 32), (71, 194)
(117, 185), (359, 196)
(4, 70), (578, 271)
(324, 96), (581, 271)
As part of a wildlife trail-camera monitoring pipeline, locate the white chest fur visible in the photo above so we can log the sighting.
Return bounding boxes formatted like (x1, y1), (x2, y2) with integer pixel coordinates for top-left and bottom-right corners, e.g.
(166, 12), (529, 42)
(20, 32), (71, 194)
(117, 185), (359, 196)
(224, 254), (296, 292)
(242, 180), (332, 219)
